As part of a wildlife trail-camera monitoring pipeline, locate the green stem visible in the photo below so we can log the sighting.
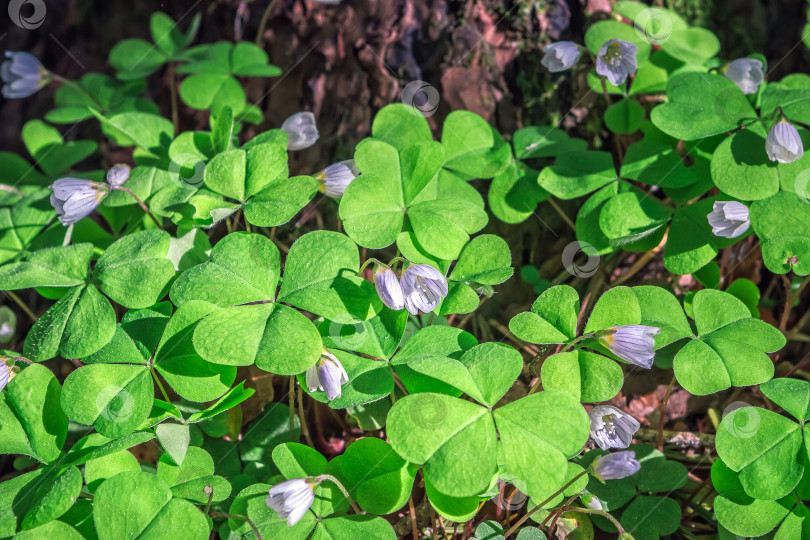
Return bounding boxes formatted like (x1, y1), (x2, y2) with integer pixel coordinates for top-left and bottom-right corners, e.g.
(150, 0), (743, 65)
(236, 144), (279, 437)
(5, 291), (37, 323)
(51, 74), (103, 109)
(289, 377), (296, 442)
(115, 186), (163, 229)
(503, 470), (588, 538)
(564, 506), (626, 534)
(150, 366), (172, 403)
(316, 474), (363, 515)
(255, 0), (281, 45)
(209, 512), (263, 540)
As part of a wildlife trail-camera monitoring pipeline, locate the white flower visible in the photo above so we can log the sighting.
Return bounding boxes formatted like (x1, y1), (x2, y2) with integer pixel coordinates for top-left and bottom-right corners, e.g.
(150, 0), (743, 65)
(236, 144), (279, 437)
(724, 58), (764, 95)
(1, 52), (49, 99)
(599, 325), (660, 369)
(596, 39), (638, 87)
(282, 112), (319, 151)
(541, 42), (580, 73)
(592, 451), (641, 481)
(0, 361), (9, 392)
(766, 119), (804, 164)
(589, 405), (641, 450)
(266, 478), (316, 526)
(106, 164), (131, 188)
(580, 492), (603, 511)
(708, 201), (750, 239)
(318, 160), (358, 198)
(50, 178), (108, 226)
(305, 350), (349, 401)
(401, 264), (449, 316)
(374, 265), (404, 310)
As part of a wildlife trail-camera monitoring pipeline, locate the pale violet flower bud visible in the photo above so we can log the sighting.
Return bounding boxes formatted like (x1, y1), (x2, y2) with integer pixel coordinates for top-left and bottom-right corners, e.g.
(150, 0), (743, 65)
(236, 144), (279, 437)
(0, 306), (15, 344)
(596, 39), (638, 87)
(592, 451), (641, 481)
(305, 350), (349, 401)
(106, 164), (131, 188)
(580, 492), (603, 511)
(401, 264), (449, 316)
(589, 405), (641, 450)
(0, 361), (9, 392)
(599, 325), (660, 369)
(708, 201), (750, 239)
(374, 265), (404, 311)
(266, 478), (316, 526)
(50, 178), (108, 226)
(0, 322), (13, 344)
(541, 42), (580, 73)
(1, 52), (49, 99)
(318, 160), (358, 199)
(766, 119), (804, 164)
(282, 112), (319, 151)
(724, 58), (764, 95)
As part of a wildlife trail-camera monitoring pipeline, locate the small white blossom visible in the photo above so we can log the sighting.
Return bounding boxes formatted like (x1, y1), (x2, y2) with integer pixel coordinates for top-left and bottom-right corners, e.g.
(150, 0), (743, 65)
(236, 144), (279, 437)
(282, 112), (319, 151)
(600, 325), (660, 369)
(580, 492), (603, 511)
(596, 39), (638, 87)
(401, 264), (449, 316)
(305, 350), (349, 401)
(1, 52), (49, 99)
(724, 58), (764, 95)
(318, 160), (358, 198)
(374, 265), (405, 311)
(708, 201), (750, 239)
(541, 42), (580, 73)
(266, 478), (316, 526)
(766, 119), (804, 164)
(589, 405), (641, 450)
(50, 178), (108, 226)
(106, 164), (131, 188)
(592, 451), (641, 481)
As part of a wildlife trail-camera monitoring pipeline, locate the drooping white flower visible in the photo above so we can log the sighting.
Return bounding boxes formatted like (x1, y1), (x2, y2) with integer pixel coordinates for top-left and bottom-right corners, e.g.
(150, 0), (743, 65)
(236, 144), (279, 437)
(106, 164), (131, 188)
(708, 201), (750, 239)
(724, 58), (764, 95)
(0, 361), (9, 392)
(599, 325), (660, 369)
(282, 112), (319, 151)
(266, 478), (316, 526)
(401, 264), (449, 316)
(50, 178), (108, 226)
(596, 39), (638, 87)
(592, 451), (641, 481)
(589, 405), (641, 450)
(305, 350), (349, 401)
(541, 42), (580, 73)
(1, 52), (49, 99)
(374, 265), (404, 311)
(766, 119), (804, 164)
(318, 160), (358, 198)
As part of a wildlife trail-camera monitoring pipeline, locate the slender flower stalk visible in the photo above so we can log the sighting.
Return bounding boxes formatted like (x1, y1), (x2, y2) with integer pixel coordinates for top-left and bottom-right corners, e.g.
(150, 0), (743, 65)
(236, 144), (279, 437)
(374, 265), (405, 310)
(599, 325), (660, 369)
(317, 160), (358, 198)
(724, 58), (764, 95)
(305, 350), (349, 401)
(282, 112), (319, 151)
(1, 52), (50, 99)
(589, 405), (641, 450)
(596, 39), (638, 87)
(541, 42), (580, 73)
(401, 264), (449, 315)
(766, 118), (804, 164)
(707, 201), (750, 239)
(266, 478), (317, 526)
(591, 451), (641, 482)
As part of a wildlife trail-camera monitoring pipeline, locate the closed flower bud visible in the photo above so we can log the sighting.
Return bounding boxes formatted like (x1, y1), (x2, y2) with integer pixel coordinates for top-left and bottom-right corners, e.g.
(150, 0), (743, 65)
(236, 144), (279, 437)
(266, 478), (317, 526)
(318, 160), (358, 198)
(596, 39), (638, 87)
(282, 112), (319, 151)
(599, 325), (660, 369)
(305, 350), (349, 401)
(401, 264), (449, 316)
(766, 119), (804, 164)
(592, 451), (641, 481)
(580, 492), (603, 511)
(1, 52), (49, 99)
(541, 41), (580, 73)
(724, 58), (764, 95)
(707, 201), (750, 239)
(106, 164), (131, 188)
(589, 405), (641, 450)
(374, 265), (405, 310)
(0, 361), (9, 392)
(50, 178), (108, 226)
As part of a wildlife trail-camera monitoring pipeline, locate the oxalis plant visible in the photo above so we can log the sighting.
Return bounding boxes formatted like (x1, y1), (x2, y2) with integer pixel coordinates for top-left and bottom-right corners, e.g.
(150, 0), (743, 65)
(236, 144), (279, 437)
(0, 2), (809, 540)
